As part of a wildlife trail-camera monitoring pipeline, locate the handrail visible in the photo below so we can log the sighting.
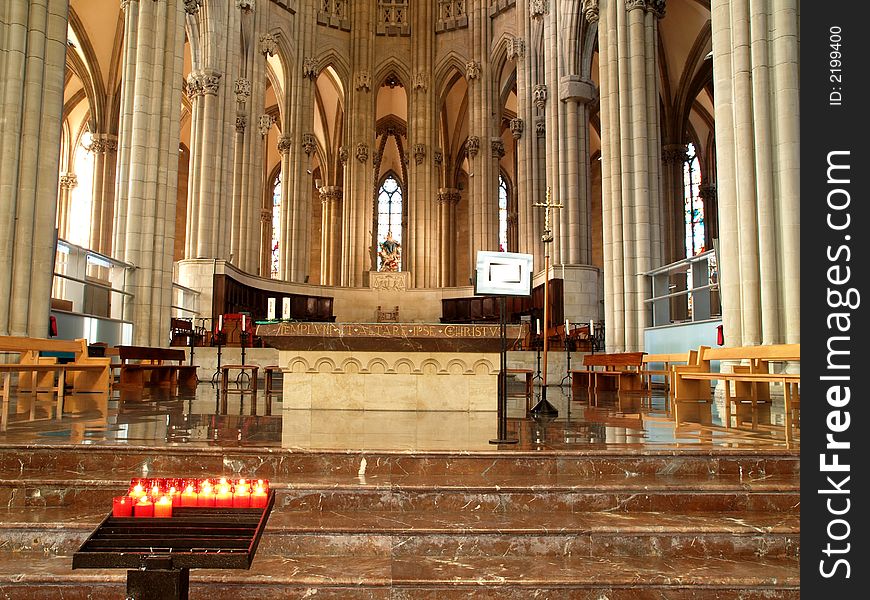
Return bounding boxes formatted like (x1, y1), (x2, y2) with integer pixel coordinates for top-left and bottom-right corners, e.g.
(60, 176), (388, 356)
(52, 273), (135, 297)
(643, 249), (717, 277)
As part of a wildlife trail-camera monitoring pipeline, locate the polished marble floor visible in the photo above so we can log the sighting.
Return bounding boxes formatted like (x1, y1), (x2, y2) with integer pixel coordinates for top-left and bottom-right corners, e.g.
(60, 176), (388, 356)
(0, 378), (799, 451)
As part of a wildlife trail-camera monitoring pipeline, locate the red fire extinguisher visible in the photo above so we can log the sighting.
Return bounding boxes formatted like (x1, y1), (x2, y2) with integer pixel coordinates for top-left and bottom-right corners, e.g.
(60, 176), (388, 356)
(716, 324), (724, 346)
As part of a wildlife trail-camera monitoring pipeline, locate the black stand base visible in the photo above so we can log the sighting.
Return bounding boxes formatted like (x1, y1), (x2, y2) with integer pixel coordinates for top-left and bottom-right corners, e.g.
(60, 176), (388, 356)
(127, 559), (189, 600)
(490, 296), (518, 445)
(529, 386), (559, 419)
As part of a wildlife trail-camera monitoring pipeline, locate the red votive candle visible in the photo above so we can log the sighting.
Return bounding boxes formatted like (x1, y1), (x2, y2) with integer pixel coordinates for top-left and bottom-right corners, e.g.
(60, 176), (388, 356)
(129, 483), (146, 500)
(154, 495), (173, 518)
(232, 483), (251, 508)
(198, 483), (215, 507)
(113, 496), (133, 517)
(133, 496), (154, 518)
(251, 484), (268, 508)
(180, 484), (198, 507)
(215, 483), (233, 508)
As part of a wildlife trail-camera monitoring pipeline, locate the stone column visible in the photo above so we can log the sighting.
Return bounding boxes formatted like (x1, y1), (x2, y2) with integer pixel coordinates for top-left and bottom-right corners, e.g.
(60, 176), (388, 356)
(88, 134), (118, 255)
(466, 1), (498, 275)
(0, 0), (69, 336)
(711, 0), (799, 345)
(114, 0), (186, 346)
(319, 186), (343, 286)
(276, 132), (292, 278)
(598, 0), (665, 351)
(661, 143), (689, 263)
(56, 174), (78, 241)
(437, 188), (460, 286)
(341, 1), (376, 287)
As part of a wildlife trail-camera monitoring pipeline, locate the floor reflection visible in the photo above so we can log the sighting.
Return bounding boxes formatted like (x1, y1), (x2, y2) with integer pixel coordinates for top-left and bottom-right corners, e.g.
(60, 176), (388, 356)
(0, 380), (798, 450)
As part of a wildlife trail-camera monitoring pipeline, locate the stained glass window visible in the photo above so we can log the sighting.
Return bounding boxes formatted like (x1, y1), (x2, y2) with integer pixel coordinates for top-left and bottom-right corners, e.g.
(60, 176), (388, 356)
(271, 173), (281, 279)
(683, 143), (705, 258)
(377, 174), (403, 270)
(498, 174), (509, 252)
(66, 130), (94, 247)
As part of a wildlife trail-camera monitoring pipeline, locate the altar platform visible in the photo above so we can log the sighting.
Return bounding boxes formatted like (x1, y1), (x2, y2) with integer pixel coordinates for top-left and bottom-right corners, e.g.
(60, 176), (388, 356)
(256, 321), (527, 412)
(0, 383), (799, 598)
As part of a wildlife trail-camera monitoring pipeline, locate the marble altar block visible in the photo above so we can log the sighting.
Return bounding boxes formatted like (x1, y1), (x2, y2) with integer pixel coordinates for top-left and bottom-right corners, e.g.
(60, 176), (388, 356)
(256, 322), (527, 411)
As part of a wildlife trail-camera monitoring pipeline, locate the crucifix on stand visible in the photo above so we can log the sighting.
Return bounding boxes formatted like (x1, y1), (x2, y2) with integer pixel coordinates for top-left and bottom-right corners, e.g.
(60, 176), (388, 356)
(529, 187), (562, 419)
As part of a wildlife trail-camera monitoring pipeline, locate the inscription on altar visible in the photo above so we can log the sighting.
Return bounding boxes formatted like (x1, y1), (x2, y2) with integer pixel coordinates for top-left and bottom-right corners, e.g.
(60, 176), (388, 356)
(271, 322), (505, 338)
(369, 271), (408, 291)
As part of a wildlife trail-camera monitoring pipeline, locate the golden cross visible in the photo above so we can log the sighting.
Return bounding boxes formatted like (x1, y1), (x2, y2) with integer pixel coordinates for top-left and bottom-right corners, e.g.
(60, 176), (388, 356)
(532, 186), (562, 243)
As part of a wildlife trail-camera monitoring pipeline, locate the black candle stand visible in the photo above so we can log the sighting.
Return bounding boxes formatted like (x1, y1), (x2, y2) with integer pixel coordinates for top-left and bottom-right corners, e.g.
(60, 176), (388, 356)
(236, 330), (251, 385)
(210, 331), (226, 386)
(560, 333), (573, 386)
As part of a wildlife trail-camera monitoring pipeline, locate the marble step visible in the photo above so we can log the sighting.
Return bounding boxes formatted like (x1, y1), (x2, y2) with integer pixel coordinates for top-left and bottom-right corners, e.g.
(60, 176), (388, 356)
(0, 551), (800, 599)
(0, 471), (800, 512)
(0, 505), (799, 560)
(0, 443), (800, 478)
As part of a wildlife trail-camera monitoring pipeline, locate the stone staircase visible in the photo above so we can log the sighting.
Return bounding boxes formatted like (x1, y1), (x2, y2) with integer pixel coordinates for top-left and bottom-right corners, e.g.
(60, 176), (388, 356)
(0, 444), (799, 598)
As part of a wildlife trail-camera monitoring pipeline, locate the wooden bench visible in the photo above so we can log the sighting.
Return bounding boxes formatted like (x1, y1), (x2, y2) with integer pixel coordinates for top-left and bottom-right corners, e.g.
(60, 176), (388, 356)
(570, 352), (645, 393)
(672, 344), (800, 424)
(0, 336), (111, 430)
(640, 351), (698, 391)
(264, 365), (281, 395)
(116, 346), (198, 391)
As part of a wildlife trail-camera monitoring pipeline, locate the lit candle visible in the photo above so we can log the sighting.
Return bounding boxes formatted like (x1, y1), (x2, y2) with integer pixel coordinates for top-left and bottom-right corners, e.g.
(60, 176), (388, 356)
(181, 484), (198, 507)
(233, 482), (251, 508)
(589, 319), (594, 332)
(241, 314), (246, 331)
(150, 485), (161, 500)
(215, 483), (233, 507)
(536, 319), (540, 335)
(198, 483), (215, 507)
(133, 496), (154, 518)
(565, 319), (570, 331)
(282, 298), (291, 320)
(267, 298), (276, 320)
(113, 496), (133, 517)
(154, 495), (173, 518)
(218, 315), (223, 333)
(129, 483), (146, 500)
(251, 483), (268, 508)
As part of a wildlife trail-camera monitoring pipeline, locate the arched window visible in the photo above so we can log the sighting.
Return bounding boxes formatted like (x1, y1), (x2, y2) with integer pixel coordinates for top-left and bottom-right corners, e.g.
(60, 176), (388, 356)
(498, 174), (509, 252)
(376, 174), (403, 270)
(67, 130), (94, 247)
(683, 143), (704, 258)
(271, 172), (281, 279)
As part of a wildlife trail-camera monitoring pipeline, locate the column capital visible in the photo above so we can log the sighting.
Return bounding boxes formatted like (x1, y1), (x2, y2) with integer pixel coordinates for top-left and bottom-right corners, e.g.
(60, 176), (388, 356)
(530, 0), (549, 19)
(235, 114), (247, 132)
(302, 133), (317, 156)
(582, 0), (599, 23)
(302, 57), (318, 81)
(319, 186), (343, 203)
(465, 60), (481, 82)
(277, 135), (293, 155)
(59, 173), (78, 189)
(413, 72), (428, 92)
(465, 136), (480, 158)
(235, 0), (254, 11)
(90, 134), (118, 154)
(661, 143), (689, 164)
(559, 76), (597, 104)
(260, 33), (279, 57)
(437, 188), (461, 205)
(509, 118), (524, 140)
(491, 138), (505, 159)
(413, 143), (426, 165)
(626, 0), (666, 17)
(356, 142), (369, 163)
(234, 77), (251, 103)
(355, 71), (372, 92)
(184, 0), (203, 15)
(698, 183), (717, 202)
(506, 36), (525, 62)
(186, 70), (222, 97)
(258, 114), (275, 137)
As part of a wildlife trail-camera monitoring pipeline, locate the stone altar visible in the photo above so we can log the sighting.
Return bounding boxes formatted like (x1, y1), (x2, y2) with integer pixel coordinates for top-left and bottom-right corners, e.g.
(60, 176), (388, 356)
(256, 322), (527, 411)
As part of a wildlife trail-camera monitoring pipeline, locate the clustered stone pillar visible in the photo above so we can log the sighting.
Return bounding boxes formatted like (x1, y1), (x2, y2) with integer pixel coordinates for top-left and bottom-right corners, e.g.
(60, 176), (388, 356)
(661, 143), (689, 263)
(319, 186), (343, 286)
(114, 0), (186, 346)
(598, 0), (665, 351)
(341, 1), (376, 287)
(711, 0), (799, 345)
(0, 0), (69, 336)
(437, 188), (461, 287)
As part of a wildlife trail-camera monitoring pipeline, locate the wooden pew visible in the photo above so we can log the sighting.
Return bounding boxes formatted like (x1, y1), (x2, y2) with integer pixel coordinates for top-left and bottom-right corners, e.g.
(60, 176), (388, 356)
(570, 352), (645, 393)
(0, 336), (111, 430)
(640, 351), (697, 391)
(672, 344), (800, 424)
(116, 346), (198, 392)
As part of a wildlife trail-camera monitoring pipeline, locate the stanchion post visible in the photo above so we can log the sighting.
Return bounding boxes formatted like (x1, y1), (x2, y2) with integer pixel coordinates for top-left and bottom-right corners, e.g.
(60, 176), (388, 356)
(491, 295), (518, 445)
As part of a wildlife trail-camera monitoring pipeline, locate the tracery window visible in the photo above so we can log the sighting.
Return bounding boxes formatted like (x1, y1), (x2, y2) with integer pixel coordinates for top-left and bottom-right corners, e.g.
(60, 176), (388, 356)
(376, 174), (403, 270)
(683, 143), (705, 258)
(271, 172), (281, 279)
(67, 130), (95, 247)
(498, 174), (509, 252)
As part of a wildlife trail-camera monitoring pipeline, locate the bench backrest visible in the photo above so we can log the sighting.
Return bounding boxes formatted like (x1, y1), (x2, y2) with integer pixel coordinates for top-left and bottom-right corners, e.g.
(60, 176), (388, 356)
(583, 352), (645, 369)
(699, 344), (800, 363)
(0, 336), (88, 360)
(642, 351), (697, 365)
(117, 346), (186, 364)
